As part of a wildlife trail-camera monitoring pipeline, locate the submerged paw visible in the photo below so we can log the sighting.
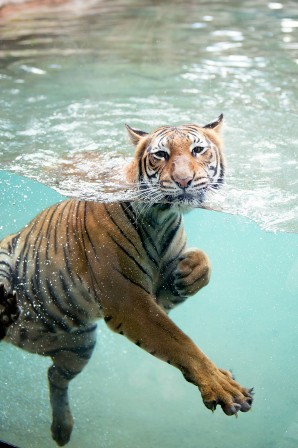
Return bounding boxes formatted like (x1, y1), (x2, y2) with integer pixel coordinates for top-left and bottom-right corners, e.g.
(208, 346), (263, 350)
(201, 368), (254, 416)
(174, 249), (211, 297)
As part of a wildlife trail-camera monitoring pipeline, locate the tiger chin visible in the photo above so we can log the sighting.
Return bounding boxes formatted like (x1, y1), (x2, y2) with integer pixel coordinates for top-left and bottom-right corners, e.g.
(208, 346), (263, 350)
(0, 114), (253, 446)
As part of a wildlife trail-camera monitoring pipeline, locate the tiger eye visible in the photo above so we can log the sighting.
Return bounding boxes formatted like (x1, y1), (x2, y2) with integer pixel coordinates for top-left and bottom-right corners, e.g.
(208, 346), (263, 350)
(155, 151), (169, 160)
(192, 146), (205, 156)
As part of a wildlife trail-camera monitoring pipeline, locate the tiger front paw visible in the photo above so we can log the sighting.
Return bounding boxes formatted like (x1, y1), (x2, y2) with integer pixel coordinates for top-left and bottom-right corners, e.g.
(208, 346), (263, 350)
(0, 283), (21, 340)
(200, 368), (254, 416)
(173, 249), (211, 297)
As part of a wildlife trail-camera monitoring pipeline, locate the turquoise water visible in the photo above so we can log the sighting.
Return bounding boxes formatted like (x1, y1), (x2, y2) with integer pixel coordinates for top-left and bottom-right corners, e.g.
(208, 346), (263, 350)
(0, 170), (298, 448)
(0, 0), (298, 447)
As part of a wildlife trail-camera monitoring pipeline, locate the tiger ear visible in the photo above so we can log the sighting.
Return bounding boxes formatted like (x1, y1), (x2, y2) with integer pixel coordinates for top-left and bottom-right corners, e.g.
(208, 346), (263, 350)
(125, 124), (149, 145)
(203, 113), (223, 132)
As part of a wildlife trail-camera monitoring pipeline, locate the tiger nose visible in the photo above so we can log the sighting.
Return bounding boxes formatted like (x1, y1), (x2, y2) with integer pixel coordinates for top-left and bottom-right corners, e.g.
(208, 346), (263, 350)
(174, 176), (193, 189)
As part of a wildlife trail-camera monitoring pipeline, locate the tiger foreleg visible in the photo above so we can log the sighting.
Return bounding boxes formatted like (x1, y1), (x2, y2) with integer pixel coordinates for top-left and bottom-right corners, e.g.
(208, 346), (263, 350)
(173, 248), (211, 298)
(102, 284), (253, 417)
(47, 330), (97, 446)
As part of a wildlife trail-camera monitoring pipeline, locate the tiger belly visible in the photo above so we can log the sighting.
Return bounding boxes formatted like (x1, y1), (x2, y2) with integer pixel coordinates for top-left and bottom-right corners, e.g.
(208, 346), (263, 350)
(2, 231), (101, 355)
(5, 308), (97, 357)
(4, 276), (100, 355)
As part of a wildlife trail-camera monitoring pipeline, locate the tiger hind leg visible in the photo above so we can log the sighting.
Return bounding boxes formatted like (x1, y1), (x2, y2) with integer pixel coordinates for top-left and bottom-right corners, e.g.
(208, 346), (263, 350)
(47, 327), (97, 446)
(0, 284), (21, 341)
(0, 242), (21, 340)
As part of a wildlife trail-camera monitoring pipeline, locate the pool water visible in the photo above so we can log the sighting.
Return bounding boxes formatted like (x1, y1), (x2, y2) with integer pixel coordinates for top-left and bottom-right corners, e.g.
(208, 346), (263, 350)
(0, 171), (298, 448)
(0, 1), (298, 447)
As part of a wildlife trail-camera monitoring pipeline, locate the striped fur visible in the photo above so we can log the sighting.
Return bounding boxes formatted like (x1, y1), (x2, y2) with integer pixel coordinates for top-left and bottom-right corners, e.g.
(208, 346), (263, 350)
(126, 114), (225, 206)
(0, 117), (253, 446)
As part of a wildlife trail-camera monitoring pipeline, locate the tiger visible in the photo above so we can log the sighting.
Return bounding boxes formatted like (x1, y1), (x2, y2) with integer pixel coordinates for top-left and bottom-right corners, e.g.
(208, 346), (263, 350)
(0, 114), (253, 446)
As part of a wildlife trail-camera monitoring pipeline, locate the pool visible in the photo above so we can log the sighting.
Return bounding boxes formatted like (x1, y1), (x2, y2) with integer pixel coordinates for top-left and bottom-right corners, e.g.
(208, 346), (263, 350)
(1, 1), (298, 447)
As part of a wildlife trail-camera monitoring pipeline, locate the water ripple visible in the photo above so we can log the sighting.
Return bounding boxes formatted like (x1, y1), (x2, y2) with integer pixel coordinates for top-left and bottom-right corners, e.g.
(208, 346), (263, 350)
(0, 0), (297, 233)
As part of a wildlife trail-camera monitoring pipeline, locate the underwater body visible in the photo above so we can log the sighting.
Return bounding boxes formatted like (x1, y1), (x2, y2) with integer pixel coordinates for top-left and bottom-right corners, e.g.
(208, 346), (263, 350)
(1, 1), (298, 447)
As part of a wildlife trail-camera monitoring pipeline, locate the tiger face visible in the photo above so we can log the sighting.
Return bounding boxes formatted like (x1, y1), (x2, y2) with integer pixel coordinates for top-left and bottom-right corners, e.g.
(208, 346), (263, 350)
(125, 114), (225, 205)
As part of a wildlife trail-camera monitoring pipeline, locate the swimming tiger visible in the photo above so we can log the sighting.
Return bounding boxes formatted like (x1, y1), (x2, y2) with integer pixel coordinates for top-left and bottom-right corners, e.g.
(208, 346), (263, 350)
(0, 114), (253, 446)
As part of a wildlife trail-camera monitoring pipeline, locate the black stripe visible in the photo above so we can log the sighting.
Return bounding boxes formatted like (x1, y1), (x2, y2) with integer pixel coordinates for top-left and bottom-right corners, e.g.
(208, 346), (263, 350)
(22, 253), (29, 282)
(45, 205), (60, 260)
(161, 212), (177, 232)
(0, 260), (13, 271)
(83, 203), (99, 258)
(45, 204), (59, 239)
(80, 223), (102, 299)
(30, 209), (53, 260)
(13, 254), (21, 286)
(0, 269), (10, 279)
(23, 279), (56, 333)
(72, 324), (97, 335)
(154, 127), (171, 139)
(63, 246), (76, 284)
(11, 235), (20, 250)
(184, 125), (199, 132)
(108, 233), (153, 282)
(59, 271), (89, 319)
(44, 341), (96, 359)
(114, 267), (151, 296)
(79, 229), (100, 298)
(138, 158), (143, 183)
(145, 159), (158, 179)
(55, 366), (81, 381)
(65, 201), (74, 262)
(57, 200), (71, 226)
(137, 221), (159, 260)
(120, 203), (159, 266)
(31, 254), (70, 332)
(104, 204), (142, 258)
(54, 215), (59, 254)
(160, 215), (182, 255)
(45, 278), (75, 325)
(120, 203), (138, 231)
(0, 250), (11, 256)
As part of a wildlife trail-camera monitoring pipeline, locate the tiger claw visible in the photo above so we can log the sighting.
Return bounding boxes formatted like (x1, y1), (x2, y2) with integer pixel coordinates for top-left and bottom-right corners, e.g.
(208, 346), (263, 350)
(204, 400), (217, 412)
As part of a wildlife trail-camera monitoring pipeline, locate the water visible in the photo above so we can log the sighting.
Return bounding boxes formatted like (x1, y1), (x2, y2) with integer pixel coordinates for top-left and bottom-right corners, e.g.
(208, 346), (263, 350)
(0, 171), (298, 448)
(0, 1), (298, 447)
(0, 0), (297, 231)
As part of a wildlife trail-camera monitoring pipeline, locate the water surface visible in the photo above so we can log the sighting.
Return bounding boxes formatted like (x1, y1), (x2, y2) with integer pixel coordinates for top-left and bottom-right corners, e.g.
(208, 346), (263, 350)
(0, 0), (297, 231)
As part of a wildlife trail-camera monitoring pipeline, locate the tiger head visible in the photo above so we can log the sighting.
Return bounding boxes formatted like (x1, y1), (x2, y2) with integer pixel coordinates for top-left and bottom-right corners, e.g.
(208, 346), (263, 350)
(125, 114), (225, 205)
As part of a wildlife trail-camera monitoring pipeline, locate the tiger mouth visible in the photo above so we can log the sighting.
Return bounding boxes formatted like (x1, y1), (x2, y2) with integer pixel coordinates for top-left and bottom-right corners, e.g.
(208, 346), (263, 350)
(163, 189), (206, 205)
